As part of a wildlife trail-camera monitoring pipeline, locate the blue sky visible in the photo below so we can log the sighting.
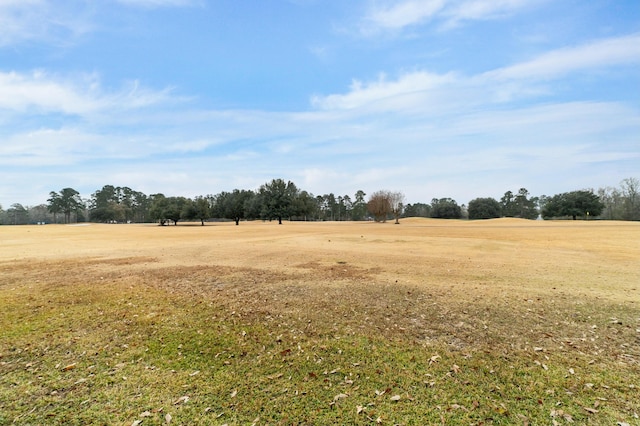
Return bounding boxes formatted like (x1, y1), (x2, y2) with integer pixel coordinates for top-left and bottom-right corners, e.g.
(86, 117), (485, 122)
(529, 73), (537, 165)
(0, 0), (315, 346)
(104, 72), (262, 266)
(1, 0), (639, 207)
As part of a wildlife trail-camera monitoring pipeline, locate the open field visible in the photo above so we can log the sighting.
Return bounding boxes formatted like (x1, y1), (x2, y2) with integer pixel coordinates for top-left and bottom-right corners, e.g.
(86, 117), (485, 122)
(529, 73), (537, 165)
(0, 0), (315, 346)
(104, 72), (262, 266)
(1, 219), (639, 425)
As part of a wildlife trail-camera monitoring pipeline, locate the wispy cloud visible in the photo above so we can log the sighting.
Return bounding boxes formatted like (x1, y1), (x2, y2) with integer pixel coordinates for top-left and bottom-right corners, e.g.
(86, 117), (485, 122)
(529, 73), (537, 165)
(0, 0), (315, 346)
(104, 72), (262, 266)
(0, 0), (93, 47)
(115, 0), (203, 8)
(311, 71), (458, 110)
(0, 0), (199, 47)
(312, 34), (640, 111)
(0, 70), (176, 116)
(442, 0), (541, 27)
(359, 0), (543, 35)
(362, 0), (445, 33)
(484, 33), (640, 81)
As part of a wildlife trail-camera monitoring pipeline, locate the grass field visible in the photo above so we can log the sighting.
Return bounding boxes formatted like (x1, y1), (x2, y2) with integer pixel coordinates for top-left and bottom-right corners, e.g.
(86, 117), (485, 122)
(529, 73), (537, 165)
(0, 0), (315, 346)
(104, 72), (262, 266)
(1, 219), (639, 425)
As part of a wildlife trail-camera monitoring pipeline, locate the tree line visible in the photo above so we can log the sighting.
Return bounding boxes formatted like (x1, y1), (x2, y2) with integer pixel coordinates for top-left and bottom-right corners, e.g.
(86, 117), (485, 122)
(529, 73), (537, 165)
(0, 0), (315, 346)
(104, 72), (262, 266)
(0, 177), (638, 225)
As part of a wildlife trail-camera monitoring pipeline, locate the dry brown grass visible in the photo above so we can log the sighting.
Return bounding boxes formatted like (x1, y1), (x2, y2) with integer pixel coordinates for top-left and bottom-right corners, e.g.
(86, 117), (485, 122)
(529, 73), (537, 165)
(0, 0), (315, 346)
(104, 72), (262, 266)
(1, 219), (639, 424)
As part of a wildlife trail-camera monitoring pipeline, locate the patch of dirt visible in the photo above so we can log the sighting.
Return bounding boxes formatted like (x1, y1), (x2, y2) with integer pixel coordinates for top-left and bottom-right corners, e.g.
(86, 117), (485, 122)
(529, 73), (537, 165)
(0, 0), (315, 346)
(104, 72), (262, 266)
(295, 261), (383, 281)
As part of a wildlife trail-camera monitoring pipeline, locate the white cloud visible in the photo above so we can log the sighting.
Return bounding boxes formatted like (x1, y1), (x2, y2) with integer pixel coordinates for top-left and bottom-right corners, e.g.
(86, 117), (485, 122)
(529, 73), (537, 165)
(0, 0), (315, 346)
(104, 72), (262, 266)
(0, 70), (175, 116)
(0, 71), (100, 114)
(443, 0), (540, 27)
(311, 71), (458, 110)
(362, 0), (445, 33)
(0, 128), (109, 166)
(0, 0), (198, 47)
(312, 34), (640, 112)
(484, 33), (640, 81)
(115, 0), (202, 8)
(359, 0), (543, 35)
(0, 0), (93, 47)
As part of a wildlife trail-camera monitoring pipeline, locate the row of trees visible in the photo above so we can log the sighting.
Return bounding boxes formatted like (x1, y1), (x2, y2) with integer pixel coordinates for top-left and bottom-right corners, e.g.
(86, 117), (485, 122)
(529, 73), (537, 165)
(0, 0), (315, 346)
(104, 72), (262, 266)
(466, 178), (640, 221)
(1, 177), (638, 225)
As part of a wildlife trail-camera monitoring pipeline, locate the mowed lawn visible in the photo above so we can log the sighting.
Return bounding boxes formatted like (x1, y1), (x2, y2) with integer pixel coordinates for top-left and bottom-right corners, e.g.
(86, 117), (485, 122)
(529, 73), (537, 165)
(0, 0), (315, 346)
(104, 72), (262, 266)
(1, 219), (638, 425)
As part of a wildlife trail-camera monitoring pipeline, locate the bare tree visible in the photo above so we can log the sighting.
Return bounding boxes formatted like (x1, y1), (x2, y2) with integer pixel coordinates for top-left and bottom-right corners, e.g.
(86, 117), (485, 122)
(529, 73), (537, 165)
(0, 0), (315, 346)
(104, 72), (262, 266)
(367, 190), (391, 222)
(621, 177), (640, 221)
(389, 191), (405, 224)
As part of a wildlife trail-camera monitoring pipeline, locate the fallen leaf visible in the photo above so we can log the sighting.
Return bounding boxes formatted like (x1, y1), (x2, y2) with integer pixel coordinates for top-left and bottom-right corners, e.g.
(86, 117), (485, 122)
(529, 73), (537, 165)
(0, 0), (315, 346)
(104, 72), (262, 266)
(429, 355), (440, 365)
(583, 407), (599, 414)
(267, 372), (283, 380)
(173, 396), (189, 405)
(189, 371), (200, 377)
(230, 390), (237, 398)
(333, 393), (348, 401)
(390, 395), (401, 402)
(451, 364), (460, 374)
(62, 363), (77, 372)
(131, 421), (142, 426)
(165, 413), (172, 424)
(140, 411), (152, 417)
(356, 405), (365, 414)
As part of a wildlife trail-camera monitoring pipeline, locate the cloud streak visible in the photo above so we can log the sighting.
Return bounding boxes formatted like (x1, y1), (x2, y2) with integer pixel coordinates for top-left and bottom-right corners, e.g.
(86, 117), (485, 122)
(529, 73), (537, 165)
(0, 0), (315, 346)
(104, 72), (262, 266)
(484, 33), (640, 81)
(115, 0), (203, 8)
(0, 71), (176, 116)
(0, 0), (199, 47)
(312, 34), (640, 112)
(360, 0), (543, 35)
(0, 0), (94, 47)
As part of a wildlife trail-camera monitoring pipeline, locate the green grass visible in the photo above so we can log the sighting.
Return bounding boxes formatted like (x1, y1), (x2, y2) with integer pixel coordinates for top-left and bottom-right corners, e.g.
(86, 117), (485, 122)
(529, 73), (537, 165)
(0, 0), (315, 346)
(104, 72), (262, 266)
(1, 259), (638, 425)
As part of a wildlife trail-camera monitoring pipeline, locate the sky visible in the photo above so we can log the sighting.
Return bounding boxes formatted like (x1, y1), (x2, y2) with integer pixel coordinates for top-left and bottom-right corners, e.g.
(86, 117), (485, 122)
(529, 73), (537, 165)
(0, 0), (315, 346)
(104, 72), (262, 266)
(1, 0), (639, 207)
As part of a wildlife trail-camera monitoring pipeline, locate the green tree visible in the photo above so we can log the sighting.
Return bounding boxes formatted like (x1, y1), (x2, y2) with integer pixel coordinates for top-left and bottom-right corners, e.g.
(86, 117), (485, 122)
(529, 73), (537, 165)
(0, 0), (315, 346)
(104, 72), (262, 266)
(500, 190), (515, 217)
(292, 190), (318, 221)
(403, 202), (431, 218)
(47, 192), (62, 223)
(351, 190), (367, 221)
(149, 195), (188, 225)
(216, 190), (255, 225)
(259, 179), (298, 224)
(89, 185), (118, 222)
(431, 198), (462, 219)
(500, 188), (538, 218)
(468, 197), (501, 219)
(181, 196), (211, 225)
(244, 191), (263, 220)
(325, 193), (337, 221)
(48, 188), (83, 224)
(89, 185), (149, 223)
(514, 188), (539, 219)
(542, 190), (604, 220)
